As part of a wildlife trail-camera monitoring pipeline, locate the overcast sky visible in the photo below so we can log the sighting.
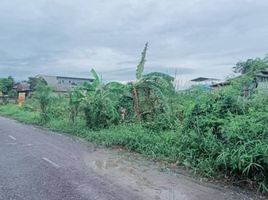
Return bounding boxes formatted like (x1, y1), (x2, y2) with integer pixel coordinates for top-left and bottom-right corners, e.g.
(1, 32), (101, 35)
(0, 0), (268, 82)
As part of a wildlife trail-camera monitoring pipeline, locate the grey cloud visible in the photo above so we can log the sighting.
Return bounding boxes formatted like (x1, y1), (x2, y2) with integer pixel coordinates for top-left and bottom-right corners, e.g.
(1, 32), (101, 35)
(0, 0), (268, 81)
(117, 61), (138, 65)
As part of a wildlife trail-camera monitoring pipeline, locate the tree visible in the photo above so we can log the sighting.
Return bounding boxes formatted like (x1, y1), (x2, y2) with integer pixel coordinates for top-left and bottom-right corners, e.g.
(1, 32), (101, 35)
(8, 89), (17, 98)
(0, 76), (15, 94)
(232, 55), (268, 97)
(233, 56), (268, 75)
(69, 87), (84, 123)
(28, 77), (47, 91)
(34, 82), (52, 123)
(82, 69), (124, 129)
(129, 43), (175, 119)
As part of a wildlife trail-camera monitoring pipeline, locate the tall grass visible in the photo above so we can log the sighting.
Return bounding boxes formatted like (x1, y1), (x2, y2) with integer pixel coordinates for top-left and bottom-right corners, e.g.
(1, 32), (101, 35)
(0, 104), (39, 124)
(0, 104), (181, 161)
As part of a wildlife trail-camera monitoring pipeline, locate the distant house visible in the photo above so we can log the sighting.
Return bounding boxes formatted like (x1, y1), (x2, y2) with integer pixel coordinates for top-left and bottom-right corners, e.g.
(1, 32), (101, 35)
(36, 75), (94, 93)
(255, 69), (268, 94)
(191, 77), (220, 84)
(211, 70), (268, 95)
(211, 80), (231, 91)
(13, 82), (31, 96)
(190, 77), (220, 90)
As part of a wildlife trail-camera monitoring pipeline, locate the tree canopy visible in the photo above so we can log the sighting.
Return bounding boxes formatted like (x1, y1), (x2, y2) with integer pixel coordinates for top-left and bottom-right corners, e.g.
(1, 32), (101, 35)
(233, 56), (268, 75)
(0, 76), (15, 94)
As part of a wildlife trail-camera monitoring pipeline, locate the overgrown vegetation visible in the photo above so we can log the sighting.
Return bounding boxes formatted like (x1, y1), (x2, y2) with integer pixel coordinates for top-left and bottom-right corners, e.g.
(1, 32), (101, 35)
(0, 76), (17, 104)
(0, 45), (268, 194)
(0, 76), (15, 95)
(33, 81), (52, 123)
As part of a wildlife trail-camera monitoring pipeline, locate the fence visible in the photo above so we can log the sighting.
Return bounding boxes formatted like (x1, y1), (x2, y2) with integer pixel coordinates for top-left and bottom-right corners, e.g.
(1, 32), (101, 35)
(0, 96), (16, 104)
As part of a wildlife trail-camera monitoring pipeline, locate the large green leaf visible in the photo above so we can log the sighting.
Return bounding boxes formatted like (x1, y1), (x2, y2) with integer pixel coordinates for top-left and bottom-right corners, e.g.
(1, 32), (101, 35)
(144, 72), (174, 82)
(136, 43), (148, 80)
(141, 74), (175, 94)
(91, 68), (101, 89)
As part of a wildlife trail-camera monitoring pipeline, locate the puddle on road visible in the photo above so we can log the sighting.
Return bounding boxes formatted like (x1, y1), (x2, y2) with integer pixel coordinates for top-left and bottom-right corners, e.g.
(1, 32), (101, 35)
(83, 148), (255, 200)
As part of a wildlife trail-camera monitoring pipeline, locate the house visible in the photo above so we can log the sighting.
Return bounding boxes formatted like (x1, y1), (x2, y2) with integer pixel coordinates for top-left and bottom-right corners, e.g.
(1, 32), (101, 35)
(191, 77), (220, 85)
(13, 82), (31, 96)
(190, 77), (220, 91)
(36, 75), (93, 93)
(255, 69), (268, 94)
(211, 81), (231, 91)
(255, 69), (268, 81)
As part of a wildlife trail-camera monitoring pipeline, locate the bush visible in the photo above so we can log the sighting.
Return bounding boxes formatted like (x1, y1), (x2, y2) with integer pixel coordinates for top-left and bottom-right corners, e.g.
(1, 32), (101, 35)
(86, 124), (182, 160)
(84, 98), (119, 130)
(0, 104), (39, 124)
(47, 96), (69, 119)
(178, 88), (268, 192)
(33, 82), (52, 123)
(8, 89), (17, 98)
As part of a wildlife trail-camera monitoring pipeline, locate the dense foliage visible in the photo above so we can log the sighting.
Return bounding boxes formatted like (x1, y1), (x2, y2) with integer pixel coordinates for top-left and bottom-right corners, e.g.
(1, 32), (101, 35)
(0, 76), (15, 95)
(83, 72), (122, 129)
(233, 57), (268, 75)
(28, 77), (47, 91)
(179, 88), (268, 192)
(33, 81), (52, 123)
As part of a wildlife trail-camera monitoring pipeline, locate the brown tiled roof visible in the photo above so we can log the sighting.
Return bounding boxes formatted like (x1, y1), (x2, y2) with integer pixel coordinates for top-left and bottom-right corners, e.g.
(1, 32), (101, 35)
(14, 82), (30, 92)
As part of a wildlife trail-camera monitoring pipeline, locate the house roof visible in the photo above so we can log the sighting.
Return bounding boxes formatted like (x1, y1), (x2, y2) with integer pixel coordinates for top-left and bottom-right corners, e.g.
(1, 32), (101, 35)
(211, 81), (231, 87)
(260, 69), (268, 74)
(256, 73), (268, 78)
(255, 68), (268, 79)
(13, 82), (30, 92)
(191, 77), (220, 82)
(210, 75), (241, 88)
(56, 76), (93, 81)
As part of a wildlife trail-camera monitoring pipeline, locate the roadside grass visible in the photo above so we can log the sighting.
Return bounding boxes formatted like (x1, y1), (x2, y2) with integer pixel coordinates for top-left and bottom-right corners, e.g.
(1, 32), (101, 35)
(0, 104), (181, 162)
(85, 124), (181, 161)
(0, 104), (39, 124)
(46, 117), (88, 137)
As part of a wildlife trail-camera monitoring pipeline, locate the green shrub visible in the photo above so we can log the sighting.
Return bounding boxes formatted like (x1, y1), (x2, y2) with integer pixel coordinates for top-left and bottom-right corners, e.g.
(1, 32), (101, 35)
(0, 104), (39, 124)
(85, 124), (181, 160)
(179, 88), (268, 192)
(84, 98), (119, 130)
(8, 89), (17, 98)
(33, 82), (52, 123)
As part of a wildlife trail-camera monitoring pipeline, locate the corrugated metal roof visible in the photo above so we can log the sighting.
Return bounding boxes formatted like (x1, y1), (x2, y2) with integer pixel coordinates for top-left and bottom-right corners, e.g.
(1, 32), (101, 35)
(191, 77), (220, 82)
(260, 69), (268, 75)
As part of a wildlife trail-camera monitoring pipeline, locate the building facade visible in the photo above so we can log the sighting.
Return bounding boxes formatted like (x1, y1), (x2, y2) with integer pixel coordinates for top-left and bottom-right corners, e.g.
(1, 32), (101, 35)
(36, 75), (93, 93)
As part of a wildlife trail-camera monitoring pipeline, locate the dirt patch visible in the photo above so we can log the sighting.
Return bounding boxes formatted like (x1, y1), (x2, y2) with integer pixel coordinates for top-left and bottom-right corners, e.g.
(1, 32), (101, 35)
(84, 148), (261, 200)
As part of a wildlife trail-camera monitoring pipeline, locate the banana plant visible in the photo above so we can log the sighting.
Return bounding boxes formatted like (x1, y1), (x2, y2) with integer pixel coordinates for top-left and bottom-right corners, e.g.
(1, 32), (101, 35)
(69, 87), (84, 123)
(129, 43), (174, 118)
(82, 69), (125, 129)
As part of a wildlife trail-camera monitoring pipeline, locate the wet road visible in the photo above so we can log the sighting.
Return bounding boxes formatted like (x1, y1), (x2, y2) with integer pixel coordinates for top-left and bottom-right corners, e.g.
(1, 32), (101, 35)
(0, 117), (142, 200)
(0, 116), (260, 200)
